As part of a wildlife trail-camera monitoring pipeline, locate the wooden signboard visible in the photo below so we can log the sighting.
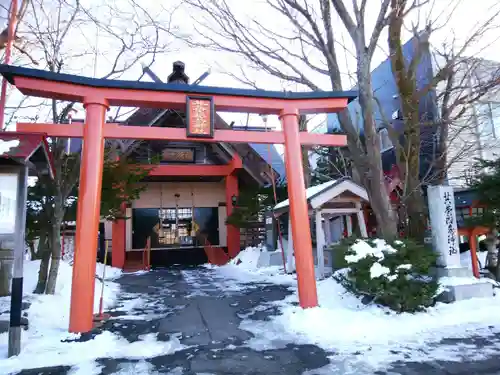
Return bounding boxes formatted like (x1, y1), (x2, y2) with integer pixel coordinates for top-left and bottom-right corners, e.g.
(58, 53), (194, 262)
(0, 173), (19, 234)
(162, 148), (195, 163)
(186, 96), (214, 138)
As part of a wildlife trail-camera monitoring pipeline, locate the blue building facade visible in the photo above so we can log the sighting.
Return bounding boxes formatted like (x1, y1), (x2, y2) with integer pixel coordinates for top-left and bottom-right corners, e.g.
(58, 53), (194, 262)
(327, 34), (440, 179)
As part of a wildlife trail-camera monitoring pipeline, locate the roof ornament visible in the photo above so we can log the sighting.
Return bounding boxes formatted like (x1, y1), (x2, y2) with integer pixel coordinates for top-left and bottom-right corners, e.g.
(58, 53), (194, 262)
(167, 61), (189, 84)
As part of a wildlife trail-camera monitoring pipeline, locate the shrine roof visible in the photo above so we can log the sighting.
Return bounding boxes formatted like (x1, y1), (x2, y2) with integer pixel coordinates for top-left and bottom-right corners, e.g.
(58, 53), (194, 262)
(274, 177), (369, 214)
(0, 65), (358, 103)
(0, 131), (54, 178)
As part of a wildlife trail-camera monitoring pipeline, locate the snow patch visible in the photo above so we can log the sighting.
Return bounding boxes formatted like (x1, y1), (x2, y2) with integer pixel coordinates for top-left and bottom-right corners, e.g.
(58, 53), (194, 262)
(0, 260), (184, 373)
(206, 247), (294, 286)
(440, 276), (489, 286)
(67, 361), (103, 375)
(461, 250), (488, 270)
(369, 262), (390, 279)
(206, 242), (500, 371)
(228, 245), (264, 270)
(240, 275), (500, 369)
(397, 264), (412, 270)
(0, 140), (19, 155)
(96, 262), (122, 281)
(345, 239), (396, 263)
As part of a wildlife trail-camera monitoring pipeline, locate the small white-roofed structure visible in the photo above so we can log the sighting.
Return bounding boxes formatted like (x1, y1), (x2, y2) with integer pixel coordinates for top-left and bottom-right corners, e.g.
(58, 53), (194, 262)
(273, 177), (369, 278)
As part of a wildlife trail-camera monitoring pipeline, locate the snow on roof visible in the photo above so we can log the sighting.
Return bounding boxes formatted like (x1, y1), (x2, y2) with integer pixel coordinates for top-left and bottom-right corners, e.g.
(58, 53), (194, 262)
(0, 139), (20, 155)
(274, 179), (339, 210)
(0, 132), (55, 178)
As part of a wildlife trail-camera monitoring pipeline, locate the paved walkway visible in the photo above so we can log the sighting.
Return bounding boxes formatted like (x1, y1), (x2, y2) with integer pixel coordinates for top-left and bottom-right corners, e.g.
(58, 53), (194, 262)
(17, 266), (500, 374)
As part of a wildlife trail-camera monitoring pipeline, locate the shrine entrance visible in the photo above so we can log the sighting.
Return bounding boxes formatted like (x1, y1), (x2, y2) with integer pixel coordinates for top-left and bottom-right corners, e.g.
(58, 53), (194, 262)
(0, 64), (356, 333)
(129, 186), (222, 268)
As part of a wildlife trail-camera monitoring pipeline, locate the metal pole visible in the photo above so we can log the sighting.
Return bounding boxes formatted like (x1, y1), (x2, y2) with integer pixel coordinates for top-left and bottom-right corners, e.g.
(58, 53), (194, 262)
(0, 0), (18, 128)
(8, 165), (28, 357)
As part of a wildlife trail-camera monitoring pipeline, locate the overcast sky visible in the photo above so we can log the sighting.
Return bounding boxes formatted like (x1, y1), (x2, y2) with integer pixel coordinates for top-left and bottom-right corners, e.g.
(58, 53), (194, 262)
(1, 0), (499, 135)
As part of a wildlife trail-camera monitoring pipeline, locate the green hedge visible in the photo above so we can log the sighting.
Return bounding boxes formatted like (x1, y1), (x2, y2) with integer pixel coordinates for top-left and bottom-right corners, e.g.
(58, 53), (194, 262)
(329, 238), (439, 313)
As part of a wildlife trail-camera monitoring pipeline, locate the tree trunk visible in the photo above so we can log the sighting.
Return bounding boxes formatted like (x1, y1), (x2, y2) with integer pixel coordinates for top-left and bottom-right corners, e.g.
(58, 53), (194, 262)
(299, 115), (311, 188)
(366, 176), (398, 240)
(302, 147), (311, 188)
(28, 240), (37, 260)
(388, 2), (427, 240)
(357, 59), (398, 240)
(396, 103), (425, 240)
(34, 248), (50, 294)
(405, 186), (427, 241)
(489, 229), (500, 281)
(46, 256), (60, 295)
(45, 207), (63, 295)
(484, 228), (499, 278)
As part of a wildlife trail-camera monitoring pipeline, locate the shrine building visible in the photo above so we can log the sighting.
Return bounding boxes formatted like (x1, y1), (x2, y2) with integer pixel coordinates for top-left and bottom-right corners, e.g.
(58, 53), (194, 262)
(85, 62), (284, 270)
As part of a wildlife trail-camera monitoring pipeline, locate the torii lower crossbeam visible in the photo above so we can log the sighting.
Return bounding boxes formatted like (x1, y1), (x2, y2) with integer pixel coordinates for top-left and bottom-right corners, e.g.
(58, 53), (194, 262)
(16, 123), (346, 146)
(0, 64), (357, 334)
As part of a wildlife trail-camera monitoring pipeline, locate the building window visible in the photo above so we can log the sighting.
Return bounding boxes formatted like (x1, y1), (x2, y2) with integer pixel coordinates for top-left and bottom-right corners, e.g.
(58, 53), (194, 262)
(379, 128), (394, 152)
(471, 207), (484, 216)
(475, 101), (500, 139)
(456, 207), (470, 221)
(488, 102), (500, 139)
(392, 109), (402, 120)
(464, 169), (474, 186)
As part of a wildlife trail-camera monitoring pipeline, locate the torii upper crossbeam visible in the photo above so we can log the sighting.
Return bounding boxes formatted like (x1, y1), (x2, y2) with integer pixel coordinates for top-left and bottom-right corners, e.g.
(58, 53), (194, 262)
(0, 64), (357, 333)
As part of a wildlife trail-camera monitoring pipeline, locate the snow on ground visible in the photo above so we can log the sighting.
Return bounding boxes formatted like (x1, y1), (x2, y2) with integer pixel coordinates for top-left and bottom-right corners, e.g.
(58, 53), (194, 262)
(230, 245), (263, 268)
(461, 249), (488, 270)
(0, 260), (184, 374)
(210, 246), (500, 370)
(205, 246), (294, 287)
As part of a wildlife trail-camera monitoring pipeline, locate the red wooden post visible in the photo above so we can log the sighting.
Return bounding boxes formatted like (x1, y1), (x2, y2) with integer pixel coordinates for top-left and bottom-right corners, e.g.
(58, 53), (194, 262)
(225, 174), (240, 258)
(69, 98), (107, 333)
(281, 108), (318, 308)
(470, 228), (480, 279)
(0, 0), (18, 128)
(111, 203), (126, 269)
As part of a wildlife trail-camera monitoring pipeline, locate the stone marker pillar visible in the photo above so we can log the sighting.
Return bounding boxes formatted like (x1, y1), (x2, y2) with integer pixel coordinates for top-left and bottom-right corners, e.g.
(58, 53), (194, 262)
(264, 211), (277, 251)
(257, 211), (286, 268)
(427, 185), (462, 270)
(427, 185), (493, 301)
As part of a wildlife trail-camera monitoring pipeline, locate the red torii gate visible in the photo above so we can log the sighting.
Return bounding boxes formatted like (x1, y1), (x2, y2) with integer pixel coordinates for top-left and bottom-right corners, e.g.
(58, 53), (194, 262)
(0, 65), (357, 333)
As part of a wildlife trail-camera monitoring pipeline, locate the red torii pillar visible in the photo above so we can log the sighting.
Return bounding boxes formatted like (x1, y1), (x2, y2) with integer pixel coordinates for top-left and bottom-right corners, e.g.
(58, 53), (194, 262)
(281, 108), (317, 307)
(69, 98), (108, 332)
(225, 174), (240, 258)
(225, 154), (243, 258)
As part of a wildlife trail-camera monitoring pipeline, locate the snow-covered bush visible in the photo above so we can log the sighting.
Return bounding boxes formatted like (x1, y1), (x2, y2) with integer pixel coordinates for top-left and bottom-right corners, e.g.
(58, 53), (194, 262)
(331, 238), (439, 313)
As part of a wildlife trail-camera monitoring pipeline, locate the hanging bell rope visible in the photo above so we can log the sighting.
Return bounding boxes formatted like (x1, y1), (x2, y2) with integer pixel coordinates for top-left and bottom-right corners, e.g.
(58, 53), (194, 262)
(190, 186), (198, 237)
(262, 115), (287, 273)
(97, 240), (110, 320)
(158, 183), (165, 239)
(174, 193), (180, 244)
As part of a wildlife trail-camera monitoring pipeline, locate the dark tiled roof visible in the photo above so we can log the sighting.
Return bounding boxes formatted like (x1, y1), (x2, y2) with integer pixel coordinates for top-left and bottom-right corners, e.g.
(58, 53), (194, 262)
(0, 64), (358, 102)
(123, 106), (284, 184)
